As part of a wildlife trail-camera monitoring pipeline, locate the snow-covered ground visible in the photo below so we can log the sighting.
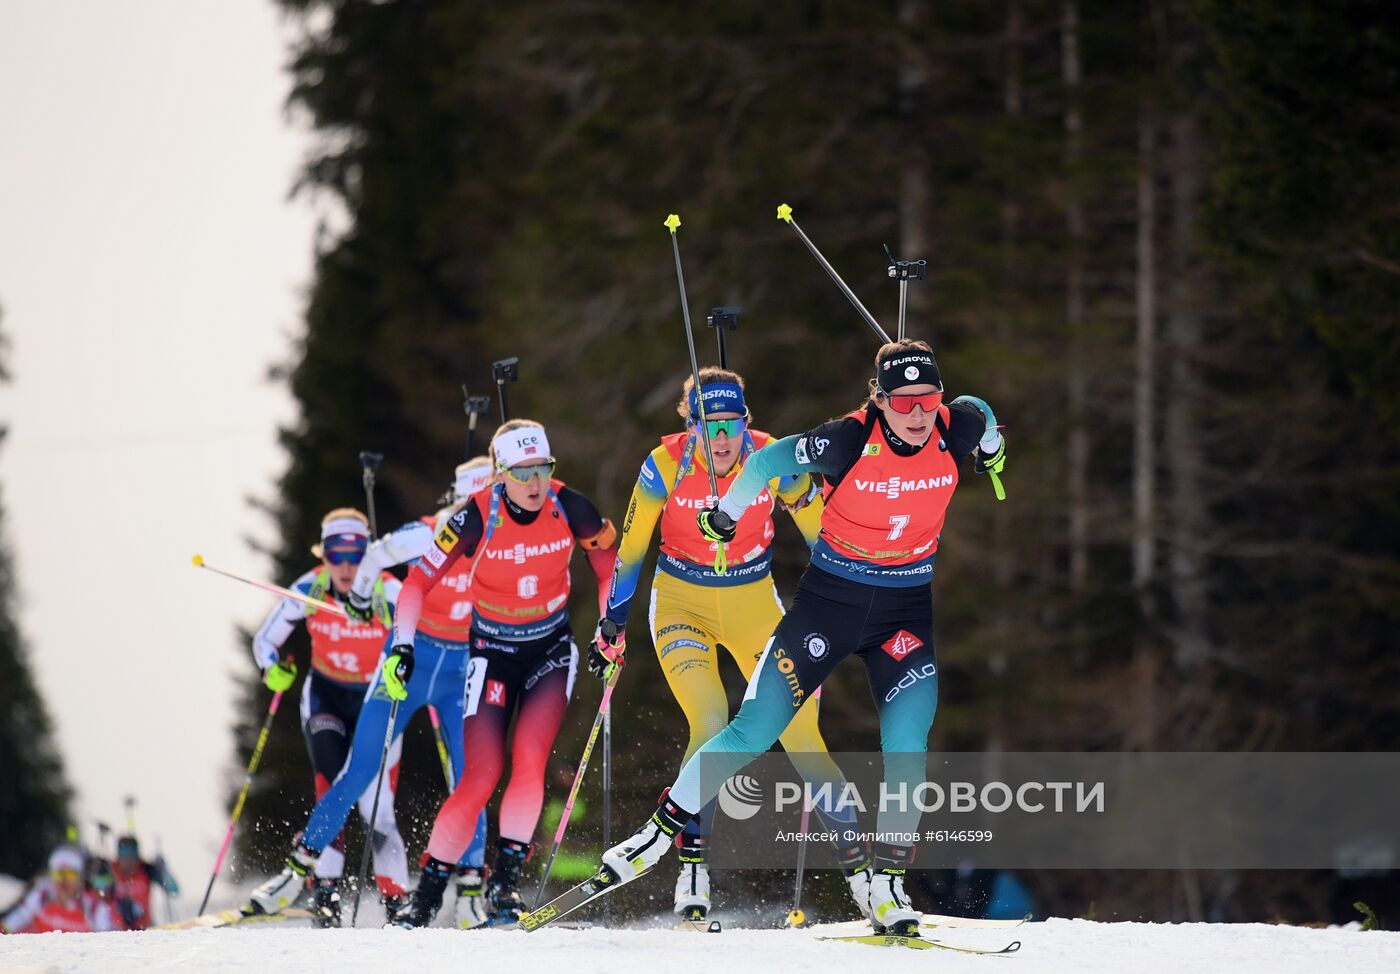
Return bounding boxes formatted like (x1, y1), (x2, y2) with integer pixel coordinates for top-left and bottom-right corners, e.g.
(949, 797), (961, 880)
(1, 919), (1398, 974)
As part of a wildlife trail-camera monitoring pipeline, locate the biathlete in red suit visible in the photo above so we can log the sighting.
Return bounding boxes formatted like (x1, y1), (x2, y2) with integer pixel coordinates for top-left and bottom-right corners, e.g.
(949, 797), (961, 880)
(1, 847), (116, 934)
(389, 420), (617, 927)
(109, 835), (178, 930)
(598, 339), (1007, 936)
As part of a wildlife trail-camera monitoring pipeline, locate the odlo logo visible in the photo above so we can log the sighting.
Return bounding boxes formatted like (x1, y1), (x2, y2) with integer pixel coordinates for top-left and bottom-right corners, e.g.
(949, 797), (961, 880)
(884, 661), (937, 704)
(716, 774), (764, 821)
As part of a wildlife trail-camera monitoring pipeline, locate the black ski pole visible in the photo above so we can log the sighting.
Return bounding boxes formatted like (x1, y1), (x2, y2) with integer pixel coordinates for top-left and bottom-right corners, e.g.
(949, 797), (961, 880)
(94, 820), (113, 859)
(155, 834), (175, 924)
(776, 204), (892, 344)
(664, 214), (728, 574)
(360, 451), (453, 789)
(492, 357), (519, 423)
(350, 698), (400, 927)
(705, 306), (740, 370)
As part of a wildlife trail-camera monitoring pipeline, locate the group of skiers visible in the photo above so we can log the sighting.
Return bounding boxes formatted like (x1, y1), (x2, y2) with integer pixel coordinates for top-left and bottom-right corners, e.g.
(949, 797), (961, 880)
(2, 837), (179, 934)
(239, 336), (1004, 934)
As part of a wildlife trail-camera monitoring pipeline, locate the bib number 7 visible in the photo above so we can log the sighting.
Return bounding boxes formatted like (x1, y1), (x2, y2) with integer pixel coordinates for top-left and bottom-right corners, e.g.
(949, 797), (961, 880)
(887, 514), (910, 541)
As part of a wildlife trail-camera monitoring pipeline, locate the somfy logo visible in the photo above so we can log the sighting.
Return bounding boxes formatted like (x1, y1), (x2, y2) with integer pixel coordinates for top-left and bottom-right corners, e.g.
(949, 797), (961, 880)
(716, 774), (765, 820)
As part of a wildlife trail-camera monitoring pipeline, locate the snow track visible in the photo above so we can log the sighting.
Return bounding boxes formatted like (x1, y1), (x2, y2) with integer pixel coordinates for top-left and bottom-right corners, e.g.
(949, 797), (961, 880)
(1, 918), (1397, 974)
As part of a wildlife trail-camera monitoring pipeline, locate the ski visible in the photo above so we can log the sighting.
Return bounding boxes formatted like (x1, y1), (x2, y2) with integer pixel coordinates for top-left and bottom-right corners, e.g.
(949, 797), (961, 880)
(675, 917), (722, 933)
(818, 933), (1021, 954)
(518, 869), (621, 931)
(814, 911), (1030, 935)
(155, 907), (317, 930)
(924, 912), (1030, 930)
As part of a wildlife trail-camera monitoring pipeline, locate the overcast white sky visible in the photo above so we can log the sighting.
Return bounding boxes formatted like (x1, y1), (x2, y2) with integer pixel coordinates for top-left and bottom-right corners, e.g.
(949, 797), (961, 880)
(0, 1), (319, 901)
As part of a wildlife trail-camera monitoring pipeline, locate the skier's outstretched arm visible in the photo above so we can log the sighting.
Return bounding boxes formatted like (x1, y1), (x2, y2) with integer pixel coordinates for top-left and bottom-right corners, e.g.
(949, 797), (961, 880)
(250, 572), (314, 673)
(350, 521), (433, 605)
(715, 425), (853, 523)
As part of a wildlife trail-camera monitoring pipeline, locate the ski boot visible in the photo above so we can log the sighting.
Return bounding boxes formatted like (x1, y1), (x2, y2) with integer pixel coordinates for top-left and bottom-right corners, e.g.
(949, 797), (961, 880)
(453, 867), (489, 930)
(867, 868), (921, 935)
(310, 877), (342, 928)
(247, 844), (317, 915)
(600, 798), (688, 885)
(484, 840), (529, 925)
(382, 892), (407, 925)
(390, 858), (453, 929)
(844, 863), (873, 921)
(673, 833), (710, 923)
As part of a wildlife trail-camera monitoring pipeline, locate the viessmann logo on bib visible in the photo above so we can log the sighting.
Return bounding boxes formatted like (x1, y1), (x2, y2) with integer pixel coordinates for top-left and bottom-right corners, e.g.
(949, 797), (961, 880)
(308, 619), (384, 642)
(853, 475), (954, 500)
(484, 538), (573, 562)
(670, 490), (771, 510)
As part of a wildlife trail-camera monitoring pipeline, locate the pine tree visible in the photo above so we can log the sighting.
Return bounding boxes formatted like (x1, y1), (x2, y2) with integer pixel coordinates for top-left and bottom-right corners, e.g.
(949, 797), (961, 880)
(0, 308), (72, 878)
(241, 0), (1400, 922)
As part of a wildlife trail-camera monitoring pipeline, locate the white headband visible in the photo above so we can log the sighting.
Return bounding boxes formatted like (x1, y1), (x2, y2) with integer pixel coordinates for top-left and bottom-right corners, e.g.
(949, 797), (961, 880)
(493, 427), (553, 470)
(321, 516), (369, 541)
(49, 846), (84, 873)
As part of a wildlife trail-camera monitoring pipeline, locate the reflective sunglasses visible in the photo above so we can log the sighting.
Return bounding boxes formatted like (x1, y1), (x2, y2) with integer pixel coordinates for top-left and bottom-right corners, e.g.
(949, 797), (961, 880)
(701, 417), (746, 438)
(504, 461), (556, 484)
(323, 545), (366, 566)
(50, 868), (81, 881)
(883, 391), (943, 415)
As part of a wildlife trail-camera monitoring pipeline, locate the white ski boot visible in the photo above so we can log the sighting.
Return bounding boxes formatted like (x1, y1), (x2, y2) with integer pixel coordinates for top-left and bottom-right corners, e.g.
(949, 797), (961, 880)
(866, 868), (920, 934)
(845, 863), (873, 920)
(673, 861), (710, 920)
(600, 813), (680, 884)
(454, 869), (489, 930)
(247, 845), (317, 915)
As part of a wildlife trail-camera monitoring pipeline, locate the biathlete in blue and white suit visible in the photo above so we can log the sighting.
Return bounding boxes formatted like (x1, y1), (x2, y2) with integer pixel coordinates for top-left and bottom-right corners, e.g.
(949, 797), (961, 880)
(247, 468), (491, 925)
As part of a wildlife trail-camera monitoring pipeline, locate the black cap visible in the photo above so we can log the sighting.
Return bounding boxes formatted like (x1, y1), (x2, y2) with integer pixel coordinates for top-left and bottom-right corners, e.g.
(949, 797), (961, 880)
(876, 346), (942, 393)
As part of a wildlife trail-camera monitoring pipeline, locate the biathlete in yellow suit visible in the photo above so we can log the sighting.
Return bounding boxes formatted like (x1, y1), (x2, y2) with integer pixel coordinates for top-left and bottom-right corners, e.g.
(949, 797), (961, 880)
(589, 367), (858, 922)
